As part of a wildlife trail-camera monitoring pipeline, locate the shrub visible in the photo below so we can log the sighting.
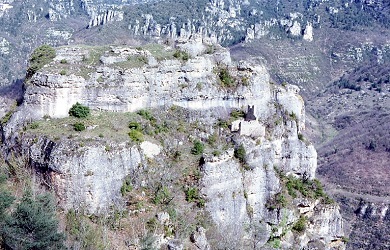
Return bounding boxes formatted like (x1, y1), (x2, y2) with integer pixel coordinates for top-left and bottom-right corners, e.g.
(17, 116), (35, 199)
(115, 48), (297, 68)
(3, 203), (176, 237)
(69, 102), (90, 118)
(230, 109), (245, 119)
(173, 50), (190, 61)
(275, 193), (287, 207)
(218, 67), (235, 87)
(73, 122), (86, 131)
(137, 109), (155, 122)
(59, 70), (67, 75)
(129, 129), (144, 142)
(191, 140), (204, 155)
(298, 133), (304, 141)
(172, 150), (181, 161)
(0, 191), (14, 220)
(120, 177), (133, 196)
(289, 112), (297, 121)
(216, 119), (230, 128)
(1, 102), (17, 125)
(129, 121), (142, 131)
(292, 216), (307, 232)
(153, 186), (171, 205)
(185, 187), (199, 202)
(60, 59), (67, 64)
(27, 45), (56, 78)
(367, 140), (377, 151)
(207, 133), (218, 146)
(185, 187), (205, 207)
(234, 144), (246, 163)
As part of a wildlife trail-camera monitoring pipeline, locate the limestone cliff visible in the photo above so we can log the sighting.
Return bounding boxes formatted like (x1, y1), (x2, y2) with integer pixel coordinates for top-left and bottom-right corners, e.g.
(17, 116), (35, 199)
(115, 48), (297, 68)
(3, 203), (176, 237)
(2, 40), (344, 249)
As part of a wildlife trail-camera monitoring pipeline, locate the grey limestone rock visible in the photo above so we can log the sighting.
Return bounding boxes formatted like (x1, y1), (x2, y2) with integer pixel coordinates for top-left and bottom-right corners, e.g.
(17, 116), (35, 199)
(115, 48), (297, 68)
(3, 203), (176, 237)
(190, 226), (210, 250)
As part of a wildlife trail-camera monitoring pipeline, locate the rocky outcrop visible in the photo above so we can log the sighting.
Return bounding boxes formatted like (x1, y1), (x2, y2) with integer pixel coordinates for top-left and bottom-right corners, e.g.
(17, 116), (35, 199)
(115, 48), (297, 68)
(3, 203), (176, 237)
(88, 9), (123, 28)
(28, 137), (143, 213)
(9, 41), (304, 133)
(3, 40), (344, 248)
(200, 146), (342, 249)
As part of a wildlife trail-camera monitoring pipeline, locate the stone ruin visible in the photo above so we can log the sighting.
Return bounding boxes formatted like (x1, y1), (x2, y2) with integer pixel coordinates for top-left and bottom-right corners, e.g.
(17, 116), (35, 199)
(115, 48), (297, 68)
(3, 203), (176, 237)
(231, 105), (265, 138)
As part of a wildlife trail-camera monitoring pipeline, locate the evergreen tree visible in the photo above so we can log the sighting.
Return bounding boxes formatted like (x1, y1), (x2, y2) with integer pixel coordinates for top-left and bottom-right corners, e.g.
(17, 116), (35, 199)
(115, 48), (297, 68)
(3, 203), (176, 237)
(2, 191), (66, 250)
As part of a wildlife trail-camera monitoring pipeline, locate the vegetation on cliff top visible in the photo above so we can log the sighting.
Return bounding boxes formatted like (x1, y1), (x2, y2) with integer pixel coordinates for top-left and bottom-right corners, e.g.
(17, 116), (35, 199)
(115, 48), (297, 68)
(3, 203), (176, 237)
(27, 45), (56, 79)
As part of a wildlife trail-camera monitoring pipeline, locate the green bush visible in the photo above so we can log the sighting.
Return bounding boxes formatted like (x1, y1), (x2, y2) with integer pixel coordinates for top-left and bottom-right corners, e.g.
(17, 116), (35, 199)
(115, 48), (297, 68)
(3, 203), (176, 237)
(292, 216), (307, 233)
(73, 122), (86, 131)
(27, 45), (56, 78)
(230, 109), (245, 119)
(69, 102), (90, 118)
(60, 59), (67, 64)
(216, 119), (230, 128)
(234, 144), (246, 163)
(0, 191), (14, 220)
(1, 102), (17, 125)
(185, 187), (199, 202)
(173, 50), (190, 61)
(298, 133), (304, 141)
(129, 129), (144, 142)
(59, 70), (67, 76)
(129, 121), (142, 131)
(65, 210), (107, 249)
(275, 193), (287, 207)
(284, 176), (332, 203)
(191, 140), (204, 155)
(218, 67), (235, 87)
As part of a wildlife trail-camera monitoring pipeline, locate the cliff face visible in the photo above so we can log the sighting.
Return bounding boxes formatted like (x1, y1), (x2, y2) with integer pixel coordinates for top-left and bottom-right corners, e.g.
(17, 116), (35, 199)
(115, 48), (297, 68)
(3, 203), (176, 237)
(13, 40), (304, 129)
(4, 41), (344, 249)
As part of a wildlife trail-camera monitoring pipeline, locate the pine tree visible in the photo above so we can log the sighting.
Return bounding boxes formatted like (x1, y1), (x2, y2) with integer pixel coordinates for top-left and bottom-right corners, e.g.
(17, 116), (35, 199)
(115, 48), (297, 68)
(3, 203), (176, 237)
(2, 191), (66, 250)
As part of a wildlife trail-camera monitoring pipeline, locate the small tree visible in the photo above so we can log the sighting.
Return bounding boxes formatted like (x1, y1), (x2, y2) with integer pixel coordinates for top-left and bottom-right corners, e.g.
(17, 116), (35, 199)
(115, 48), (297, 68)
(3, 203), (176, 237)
(2, 191), (66, 249)
(73, 122), (86, 131)
(191, 140), (204, 155)
(234, 144), (246, 163)
(69, 102), (90, 118)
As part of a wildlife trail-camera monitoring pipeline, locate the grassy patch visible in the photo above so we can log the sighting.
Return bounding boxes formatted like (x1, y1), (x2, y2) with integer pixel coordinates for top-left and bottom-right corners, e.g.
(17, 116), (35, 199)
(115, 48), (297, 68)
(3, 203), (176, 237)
(23, 111), (138, 142)
(113, 55), (148, 69)
(142, 44), (175, 61)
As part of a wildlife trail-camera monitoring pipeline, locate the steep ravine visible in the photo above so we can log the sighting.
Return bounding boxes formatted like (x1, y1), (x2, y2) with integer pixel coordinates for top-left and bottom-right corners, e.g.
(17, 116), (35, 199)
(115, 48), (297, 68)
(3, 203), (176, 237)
(2, 41), (345, 249)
